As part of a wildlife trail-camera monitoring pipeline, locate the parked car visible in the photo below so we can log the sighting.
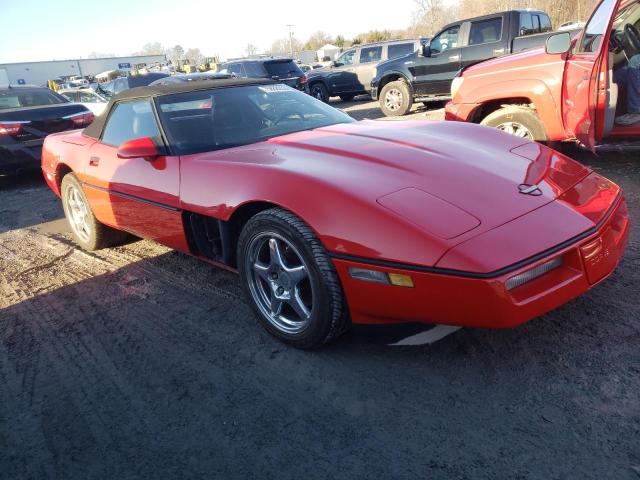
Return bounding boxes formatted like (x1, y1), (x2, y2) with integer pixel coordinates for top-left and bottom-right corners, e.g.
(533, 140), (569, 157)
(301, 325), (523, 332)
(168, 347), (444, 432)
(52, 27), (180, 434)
(41, 78), (628, 348)
(0, 85), (93, 177)
(306, 39), (423, 102)
(371, 10), (558, 116)
(217, 58), (307, 91)
(98, 72), (170, 98)
(149, 72), (234, 85)
(445, 0), (639, 151)
(58, 88), (109, 116)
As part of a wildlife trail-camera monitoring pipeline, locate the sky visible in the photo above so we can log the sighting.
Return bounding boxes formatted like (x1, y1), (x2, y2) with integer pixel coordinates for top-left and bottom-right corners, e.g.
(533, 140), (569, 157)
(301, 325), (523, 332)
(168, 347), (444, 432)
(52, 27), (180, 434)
(0, 0), (426, 63)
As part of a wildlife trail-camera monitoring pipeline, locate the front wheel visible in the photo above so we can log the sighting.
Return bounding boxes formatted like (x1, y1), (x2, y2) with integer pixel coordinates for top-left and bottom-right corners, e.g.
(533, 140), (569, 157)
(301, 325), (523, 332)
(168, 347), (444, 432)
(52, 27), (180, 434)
(310, 83), (329, 103)
(237, 208), (349, 349)
(379, 80), (412, 117)
(480, 107), (547, 141)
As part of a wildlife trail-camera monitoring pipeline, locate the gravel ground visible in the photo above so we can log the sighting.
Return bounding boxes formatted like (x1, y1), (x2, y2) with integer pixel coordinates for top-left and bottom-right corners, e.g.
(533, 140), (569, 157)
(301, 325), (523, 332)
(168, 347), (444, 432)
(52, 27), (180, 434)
(1, 100), (639, 480)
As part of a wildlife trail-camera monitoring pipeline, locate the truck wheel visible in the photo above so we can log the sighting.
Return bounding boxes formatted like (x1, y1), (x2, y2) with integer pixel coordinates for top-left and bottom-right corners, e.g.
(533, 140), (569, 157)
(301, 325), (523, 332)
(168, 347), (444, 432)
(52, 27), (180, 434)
(380, 80), (412, 117)
(310, 83), (329, 103)
(480, 107), (547, 141)
(339, 94), (355, 102)
(237, 208), (350, 349)
(61, 173), (128, 251)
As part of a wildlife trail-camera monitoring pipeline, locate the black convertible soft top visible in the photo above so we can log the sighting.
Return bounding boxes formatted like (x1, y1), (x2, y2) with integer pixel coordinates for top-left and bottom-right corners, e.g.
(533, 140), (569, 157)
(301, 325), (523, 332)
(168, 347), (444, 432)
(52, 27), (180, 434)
(84, 77), (275, 139)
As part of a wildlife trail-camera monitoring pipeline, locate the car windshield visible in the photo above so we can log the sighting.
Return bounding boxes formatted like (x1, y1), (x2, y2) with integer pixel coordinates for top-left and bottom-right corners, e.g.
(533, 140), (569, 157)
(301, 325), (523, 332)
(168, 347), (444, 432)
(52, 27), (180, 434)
(155, 84), (354, 155)
(0, 88), (67, 110)
(263, 61), (302, 78)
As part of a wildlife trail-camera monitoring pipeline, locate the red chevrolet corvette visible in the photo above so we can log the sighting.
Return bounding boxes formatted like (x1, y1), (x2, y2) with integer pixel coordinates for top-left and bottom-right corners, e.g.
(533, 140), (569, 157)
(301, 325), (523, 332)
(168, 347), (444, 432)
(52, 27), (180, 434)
(41, 78), (629, 348)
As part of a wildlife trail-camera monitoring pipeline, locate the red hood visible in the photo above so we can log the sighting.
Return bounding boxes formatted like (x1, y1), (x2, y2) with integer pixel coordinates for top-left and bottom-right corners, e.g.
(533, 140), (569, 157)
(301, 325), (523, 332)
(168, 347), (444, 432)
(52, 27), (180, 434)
(463, 47), (549, 76)
(267, 121), (590, 233)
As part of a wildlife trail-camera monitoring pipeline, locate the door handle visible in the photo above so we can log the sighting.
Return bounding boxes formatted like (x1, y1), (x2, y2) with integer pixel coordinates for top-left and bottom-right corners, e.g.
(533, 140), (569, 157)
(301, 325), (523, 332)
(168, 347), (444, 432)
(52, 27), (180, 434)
(449, 55), (461, 62)
(89, 156), (100, 167)
(493, 48), (505, 55)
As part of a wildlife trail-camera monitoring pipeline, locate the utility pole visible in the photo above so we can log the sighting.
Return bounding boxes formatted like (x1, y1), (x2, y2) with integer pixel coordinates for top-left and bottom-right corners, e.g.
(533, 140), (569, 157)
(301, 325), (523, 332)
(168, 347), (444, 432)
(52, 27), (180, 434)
(286, 24), (295, 57)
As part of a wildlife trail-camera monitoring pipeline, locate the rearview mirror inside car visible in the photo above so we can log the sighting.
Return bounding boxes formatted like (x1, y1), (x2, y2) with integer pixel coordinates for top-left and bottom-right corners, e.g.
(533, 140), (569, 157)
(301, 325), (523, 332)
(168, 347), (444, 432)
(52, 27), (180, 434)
(546, 32), (572, 55)
(117, 137), (160, 160)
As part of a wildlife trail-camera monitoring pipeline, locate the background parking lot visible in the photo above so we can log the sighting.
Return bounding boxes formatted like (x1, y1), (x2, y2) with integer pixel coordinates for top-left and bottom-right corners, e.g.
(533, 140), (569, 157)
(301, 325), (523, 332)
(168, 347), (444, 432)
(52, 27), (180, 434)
(1, 102), (639, 479)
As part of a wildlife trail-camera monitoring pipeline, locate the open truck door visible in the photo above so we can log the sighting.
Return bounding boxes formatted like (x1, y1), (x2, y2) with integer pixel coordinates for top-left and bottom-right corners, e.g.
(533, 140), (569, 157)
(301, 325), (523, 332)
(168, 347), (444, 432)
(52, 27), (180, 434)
(562, 0), (622, 151)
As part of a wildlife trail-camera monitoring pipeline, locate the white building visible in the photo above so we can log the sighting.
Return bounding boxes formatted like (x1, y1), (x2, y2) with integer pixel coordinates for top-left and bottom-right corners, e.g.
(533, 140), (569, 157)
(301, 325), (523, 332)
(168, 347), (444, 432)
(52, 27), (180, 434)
(316, 44), (341, 62)
(0, 55), (167, 87)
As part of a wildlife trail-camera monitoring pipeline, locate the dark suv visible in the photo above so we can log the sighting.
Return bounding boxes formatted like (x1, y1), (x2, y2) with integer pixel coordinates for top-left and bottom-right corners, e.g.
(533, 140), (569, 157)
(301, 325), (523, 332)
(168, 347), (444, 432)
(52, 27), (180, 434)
(98, 72), (170, 98)
(217, 58), (308, 91)
(306, 39), (423, 102)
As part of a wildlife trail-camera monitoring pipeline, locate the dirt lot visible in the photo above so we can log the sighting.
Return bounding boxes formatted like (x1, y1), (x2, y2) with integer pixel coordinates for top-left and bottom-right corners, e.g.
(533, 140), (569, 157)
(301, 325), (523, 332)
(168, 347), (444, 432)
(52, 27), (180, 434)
(1, 100), (639, 479)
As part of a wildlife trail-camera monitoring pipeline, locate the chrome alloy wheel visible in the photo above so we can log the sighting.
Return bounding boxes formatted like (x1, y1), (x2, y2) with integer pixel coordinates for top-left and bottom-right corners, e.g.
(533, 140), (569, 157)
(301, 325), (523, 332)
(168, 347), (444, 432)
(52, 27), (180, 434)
(245, 232), (315, 334)
(65, 184), (91, 243)
(495, 121), (533, 139)
(384, 88), (403, 111)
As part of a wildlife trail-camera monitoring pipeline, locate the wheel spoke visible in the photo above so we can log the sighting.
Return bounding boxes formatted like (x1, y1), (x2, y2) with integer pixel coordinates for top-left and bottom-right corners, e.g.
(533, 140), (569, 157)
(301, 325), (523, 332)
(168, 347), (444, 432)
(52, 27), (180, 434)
(253, 262), (271, 281)
(270, 294), (284, 317)
(269, 238), (286, 269)
(286, 265), (307, 286)
(288, 288), (311, 320)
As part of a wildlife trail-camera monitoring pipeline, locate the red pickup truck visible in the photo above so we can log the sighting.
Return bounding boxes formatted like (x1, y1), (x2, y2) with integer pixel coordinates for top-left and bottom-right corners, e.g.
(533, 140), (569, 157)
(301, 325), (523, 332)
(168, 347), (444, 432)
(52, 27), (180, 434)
(445, 0), (640, 151)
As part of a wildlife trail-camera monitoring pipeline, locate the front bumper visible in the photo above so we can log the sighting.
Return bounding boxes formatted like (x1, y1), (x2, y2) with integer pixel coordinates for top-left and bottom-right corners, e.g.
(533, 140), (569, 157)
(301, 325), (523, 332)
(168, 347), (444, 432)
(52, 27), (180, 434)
(332, 195), (629, 328)
(0, 139), (44, 176)
(444, 101), (481, 122)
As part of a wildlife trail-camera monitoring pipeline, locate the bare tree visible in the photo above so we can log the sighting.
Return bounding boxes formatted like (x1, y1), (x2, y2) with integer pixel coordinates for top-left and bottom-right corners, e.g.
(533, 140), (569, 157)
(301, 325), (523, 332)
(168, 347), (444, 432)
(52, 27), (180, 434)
(245, 44), (259, 57)
(185, 48), (204, 65)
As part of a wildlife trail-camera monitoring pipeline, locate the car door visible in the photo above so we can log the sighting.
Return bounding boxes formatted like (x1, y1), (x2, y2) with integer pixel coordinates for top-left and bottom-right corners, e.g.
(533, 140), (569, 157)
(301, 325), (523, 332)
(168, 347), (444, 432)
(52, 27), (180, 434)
(412, 25), (462, 96)
(563, 0), (621, 150)
(329, 49), (358, 94)
(460, 16), (508, 70)
(81, 98), (188, 251)
(354, 45), (383, 92)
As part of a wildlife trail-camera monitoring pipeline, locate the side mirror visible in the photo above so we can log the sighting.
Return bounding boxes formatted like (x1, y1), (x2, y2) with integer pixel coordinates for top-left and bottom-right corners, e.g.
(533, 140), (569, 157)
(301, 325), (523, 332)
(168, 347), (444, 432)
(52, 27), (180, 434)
(117, 137), (160, 160)
(546, 32), (572, 55)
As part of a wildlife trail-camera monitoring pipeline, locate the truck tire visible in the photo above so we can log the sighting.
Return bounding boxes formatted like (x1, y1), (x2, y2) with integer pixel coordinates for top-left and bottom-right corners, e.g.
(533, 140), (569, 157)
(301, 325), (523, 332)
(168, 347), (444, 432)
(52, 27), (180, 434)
(61, 173), (129, 251)
(237, 207), (350, 349)
(380, 80), (412, 117)
(480, 107), (547, 141)
(310, 83), (329, 103)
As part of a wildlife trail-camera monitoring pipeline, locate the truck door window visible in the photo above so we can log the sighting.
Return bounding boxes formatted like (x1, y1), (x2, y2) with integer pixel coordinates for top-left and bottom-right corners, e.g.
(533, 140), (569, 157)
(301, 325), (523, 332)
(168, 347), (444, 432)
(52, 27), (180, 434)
(336, 49), (355, 66)
(469, 18), (503, 45)
(430, 26), (460, 55)
(388, 42), (416, 59)
(539, 15), (552, 33)
(580, 0), (617, 53)
(520, 12), (534, 35)
(359, 46), (382, 63)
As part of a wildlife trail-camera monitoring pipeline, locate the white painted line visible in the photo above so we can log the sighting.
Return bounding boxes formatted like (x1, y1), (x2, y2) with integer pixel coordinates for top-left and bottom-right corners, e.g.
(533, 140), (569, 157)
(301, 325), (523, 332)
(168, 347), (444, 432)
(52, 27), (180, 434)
(389, 325), (462, 346)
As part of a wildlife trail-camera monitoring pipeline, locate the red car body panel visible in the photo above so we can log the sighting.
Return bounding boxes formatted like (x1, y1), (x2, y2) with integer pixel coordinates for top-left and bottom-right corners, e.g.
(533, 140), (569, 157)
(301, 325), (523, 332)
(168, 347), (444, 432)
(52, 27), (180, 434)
(42, 117), (629, 328)
(445, 0), (640, 149)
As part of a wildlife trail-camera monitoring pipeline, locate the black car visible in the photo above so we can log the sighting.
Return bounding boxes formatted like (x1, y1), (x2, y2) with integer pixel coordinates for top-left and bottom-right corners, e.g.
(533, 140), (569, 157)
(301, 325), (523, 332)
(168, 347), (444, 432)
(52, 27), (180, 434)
(306, 39), (423, 103)
(217, 58), (307, 91)
(98, 72), (170, 98)
(149, 72), (234, 85)
(371, 10), (555, 116)
(0, 86), (93, 177)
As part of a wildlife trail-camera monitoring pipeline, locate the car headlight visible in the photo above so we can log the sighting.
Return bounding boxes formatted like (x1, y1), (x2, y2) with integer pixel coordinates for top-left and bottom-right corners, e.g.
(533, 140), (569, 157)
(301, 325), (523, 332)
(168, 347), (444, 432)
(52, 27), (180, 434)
(451, 75), (464, 99)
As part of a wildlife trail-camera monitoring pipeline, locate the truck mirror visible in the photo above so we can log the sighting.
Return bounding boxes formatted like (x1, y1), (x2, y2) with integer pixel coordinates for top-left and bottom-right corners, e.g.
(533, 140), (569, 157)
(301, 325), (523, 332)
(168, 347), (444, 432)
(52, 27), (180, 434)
(546, 32), (571, 55)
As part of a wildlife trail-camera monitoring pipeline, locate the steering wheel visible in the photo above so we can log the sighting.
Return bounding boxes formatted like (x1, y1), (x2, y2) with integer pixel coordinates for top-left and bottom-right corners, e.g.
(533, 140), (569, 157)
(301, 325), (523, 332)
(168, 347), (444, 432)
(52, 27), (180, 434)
(624, 24), (640, 56)
(272, 111), (305, 126)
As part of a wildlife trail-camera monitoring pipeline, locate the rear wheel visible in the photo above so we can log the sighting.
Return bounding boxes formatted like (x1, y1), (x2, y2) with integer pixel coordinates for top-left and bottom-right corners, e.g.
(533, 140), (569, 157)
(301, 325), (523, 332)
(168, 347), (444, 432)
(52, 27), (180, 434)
(310, 83), (329, 103)
(480, 107), (547, 141)
(237, 208), (349, 349)
(339, 94), (355, 102)
(380, 80), (412, 117)
(61, 173), (128, 251)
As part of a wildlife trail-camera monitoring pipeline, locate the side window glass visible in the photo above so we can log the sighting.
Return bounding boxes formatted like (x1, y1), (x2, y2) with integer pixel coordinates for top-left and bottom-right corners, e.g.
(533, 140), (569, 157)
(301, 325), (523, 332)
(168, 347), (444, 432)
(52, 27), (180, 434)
(520, 12), (533, 35)
(532, 15), (541, 33)
(61, 92), (76, 102)
(580, 0), (616, 53)
(228, 64), (246, 77)
(79, 91), (98, 103)
(337, 50), (355, 66)
(540, 15), (552, 33)
(430, 26), (460, 54)
(102, 100), (160, 147)
(388, 43), (415, 59)
(469, 18), (503, 45)
(359, 46), (383, 64)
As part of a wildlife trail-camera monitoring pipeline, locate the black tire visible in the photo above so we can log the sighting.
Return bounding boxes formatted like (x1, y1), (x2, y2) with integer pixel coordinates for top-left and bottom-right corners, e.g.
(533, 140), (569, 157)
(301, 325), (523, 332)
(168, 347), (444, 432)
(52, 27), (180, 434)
(60, 173), (128, 251)
(480, 107), (547, 141)
(379, 80), (412, 117)
(237, 208), (349, 349)
(339, 94), (355, 102)
(310, 83), (329, 103)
